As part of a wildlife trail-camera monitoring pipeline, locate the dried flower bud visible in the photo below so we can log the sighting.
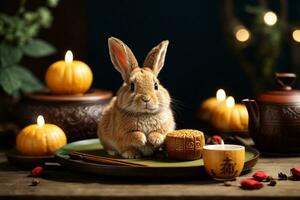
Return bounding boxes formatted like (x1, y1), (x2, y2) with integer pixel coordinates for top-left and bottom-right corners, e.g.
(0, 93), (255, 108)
(212, 135), (223, 144)
(31, 166), (44, 177)
(240, 179), (264, 190)
(253, 171), (268, 182)
(291, 167), (300, 180)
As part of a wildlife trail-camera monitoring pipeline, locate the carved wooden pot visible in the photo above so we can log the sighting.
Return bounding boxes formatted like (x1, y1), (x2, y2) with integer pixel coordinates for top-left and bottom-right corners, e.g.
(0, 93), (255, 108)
(15, 89), (112, 141)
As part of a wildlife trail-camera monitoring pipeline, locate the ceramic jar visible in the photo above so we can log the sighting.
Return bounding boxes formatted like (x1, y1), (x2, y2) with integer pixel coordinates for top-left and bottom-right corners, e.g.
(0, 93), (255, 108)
(15, 89), (112, 141)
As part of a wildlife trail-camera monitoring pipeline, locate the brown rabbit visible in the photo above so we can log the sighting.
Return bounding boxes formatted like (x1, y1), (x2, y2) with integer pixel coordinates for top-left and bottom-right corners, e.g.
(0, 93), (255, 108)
(98, 37), (175, 159)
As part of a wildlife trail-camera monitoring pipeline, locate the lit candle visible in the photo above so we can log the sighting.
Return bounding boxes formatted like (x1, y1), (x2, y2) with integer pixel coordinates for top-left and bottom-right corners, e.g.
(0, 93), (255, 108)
(216, 89), (226, 102)
(45, 50), (93, 95)
(212, 96), (249, 131)
(199, 89), (226, 121)
(37, 115), (45, 127)
(226, 96), (235, 108)
(16, 115), (67, 156)
(65, 50), (73, 64)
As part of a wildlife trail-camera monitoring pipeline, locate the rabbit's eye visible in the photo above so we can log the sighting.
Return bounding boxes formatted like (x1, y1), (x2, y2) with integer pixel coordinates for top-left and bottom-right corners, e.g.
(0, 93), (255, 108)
(130, 82), (135, 92)
(154, 82), (158, 90)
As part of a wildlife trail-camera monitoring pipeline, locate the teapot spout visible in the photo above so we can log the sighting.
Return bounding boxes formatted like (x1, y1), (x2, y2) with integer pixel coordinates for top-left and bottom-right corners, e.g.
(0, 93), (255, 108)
(242, 99), (260, 139)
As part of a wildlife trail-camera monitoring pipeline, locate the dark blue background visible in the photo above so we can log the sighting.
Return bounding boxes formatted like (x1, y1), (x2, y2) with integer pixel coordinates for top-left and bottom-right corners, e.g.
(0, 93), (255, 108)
(86, 0), (255, 128)
(2, 0), (299, 129)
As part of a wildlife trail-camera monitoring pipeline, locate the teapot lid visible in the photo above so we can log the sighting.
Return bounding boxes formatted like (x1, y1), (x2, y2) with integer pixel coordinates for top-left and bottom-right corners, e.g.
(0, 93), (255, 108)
(257, 73), (300, 104)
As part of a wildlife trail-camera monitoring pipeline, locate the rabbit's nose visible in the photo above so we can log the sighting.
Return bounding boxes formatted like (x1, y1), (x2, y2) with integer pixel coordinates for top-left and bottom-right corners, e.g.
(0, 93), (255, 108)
(141, 95), (151, 102)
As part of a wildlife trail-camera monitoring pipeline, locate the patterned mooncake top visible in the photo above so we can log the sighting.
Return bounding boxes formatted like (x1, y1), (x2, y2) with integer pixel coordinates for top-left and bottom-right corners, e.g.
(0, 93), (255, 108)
(166, 129), (204, 139)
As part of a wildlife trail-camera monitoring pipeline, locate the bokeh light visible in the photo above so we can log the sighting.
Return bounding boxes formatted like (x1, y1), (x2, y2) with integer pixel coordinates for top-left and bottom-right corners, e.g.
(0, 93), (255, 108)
(292, 30), (300, 42)
(235, 27), (250, 42)
(264, 11), (277, 26)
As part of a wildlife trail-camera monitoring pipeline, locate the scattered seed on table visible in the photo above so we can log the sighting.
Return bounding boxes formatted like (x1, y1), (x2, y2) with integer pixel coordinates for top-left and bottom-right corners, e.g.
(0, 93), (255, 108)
(278, 172), (288, 180)
(263, 176), (274, 182)
(269, 180), (277, 186)
(224, 181), (231, 186)
(31, 179), (40, 186)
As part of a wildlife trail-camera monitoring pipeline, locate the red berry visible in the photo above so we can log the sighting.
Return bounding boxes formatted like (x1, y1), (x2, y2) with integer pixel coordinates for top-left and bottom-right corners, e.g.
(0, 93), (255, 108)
(253, 171), (268, 182)
(212, 135), (223, 144)
(31, 166), (44, 177)
(291, 167), (300, 180)
(240, 179), (264, 189)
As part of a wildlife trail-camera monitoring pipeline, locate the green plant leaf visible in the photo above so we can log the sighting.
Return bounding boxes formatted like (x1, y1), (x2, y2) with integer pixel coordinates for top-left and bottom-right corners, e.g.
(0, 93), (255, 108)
(11, 65), (44, 92)
(245, 5), (264, 15)
(22, 39), (56, 57)
(47, 0), (60, 7)
(0, 67), (21, 95)
(0, 43), (23, 67)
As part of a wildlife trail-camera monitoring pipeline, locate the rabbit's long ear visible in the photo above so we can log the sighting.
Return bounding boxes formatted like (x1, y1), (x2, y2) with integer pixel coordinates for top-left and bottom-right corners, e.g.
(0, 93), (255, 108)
(143, 40), (169, 76)
(108, 37), (138, 82)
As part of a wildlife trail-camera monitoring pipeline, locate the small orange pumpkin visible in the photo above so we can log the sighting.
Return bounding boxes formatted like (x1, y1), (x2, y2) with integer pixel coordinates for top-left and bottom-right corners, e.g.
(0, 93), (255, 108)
(45, 50), (93, 94)
(211, 97), (248, 131)
(198, 89), (226, 121)
(16, 116), (67, 156)
(199, 97), (225, 121)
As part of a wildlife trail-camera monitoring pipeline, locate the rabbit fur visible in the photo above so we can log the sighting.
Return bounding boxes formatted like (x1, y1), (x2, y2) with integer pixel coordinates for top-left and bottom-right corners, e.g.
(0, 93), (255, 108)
(98, 37), (175, 159)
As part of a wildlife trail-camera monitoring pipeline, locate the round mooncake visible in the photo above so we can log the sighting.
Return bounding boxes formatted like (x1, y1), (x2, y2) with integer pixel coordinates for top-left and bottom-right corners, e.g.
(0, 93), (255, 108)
(166, 129), (205, 161)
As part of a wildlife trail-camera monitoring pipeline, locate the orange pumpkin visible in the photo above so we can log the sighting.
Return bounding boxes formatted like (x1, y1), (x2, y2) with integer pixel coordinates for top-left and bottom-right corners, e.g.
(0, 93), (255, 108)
(198, 89), (226, 121)
(45, 51), (93, 94)
(199, 97), (224, 121)
(211, 97), (248, 131)
(16, 116), (67, 156)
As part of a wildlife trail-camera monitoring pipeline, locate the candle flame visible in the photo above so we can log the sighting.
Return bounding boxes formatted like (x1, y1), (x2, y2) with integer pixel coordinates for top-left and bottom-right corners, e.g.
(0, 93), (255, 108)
(226, 96), (235, 107)
(216, 89), (226, 101)
(37, 115), (45, 127)
(65, 50), (73, 64)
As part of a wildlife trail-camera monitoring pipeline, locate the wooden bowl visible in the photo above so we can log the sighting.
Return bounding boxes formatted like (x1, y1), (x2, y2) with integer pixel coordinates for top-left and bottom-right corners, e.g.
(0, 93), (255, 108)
(6, 148), (55, 169)
(15, 89), (112, 141)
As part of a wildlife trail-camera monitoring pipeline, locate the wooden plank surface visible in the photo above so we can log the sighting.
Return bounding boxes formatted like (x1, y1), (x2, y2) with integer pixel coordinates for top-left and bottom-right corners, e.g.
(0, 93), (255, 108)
(0, 151), (300, 200)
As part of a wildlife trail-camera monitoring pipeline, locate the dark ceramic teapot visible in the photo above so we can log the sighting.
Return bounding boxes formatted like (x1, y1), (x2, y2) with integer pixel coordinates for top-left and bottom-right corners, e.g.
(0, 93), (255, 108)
(243, 73), (300, 154)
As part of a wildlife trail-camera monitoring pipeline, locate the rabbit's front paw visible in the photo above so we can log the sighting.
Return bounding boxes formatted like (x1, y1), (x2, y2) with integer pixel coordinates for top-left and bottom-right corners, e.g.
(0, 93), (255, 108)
(106, 150), (117, 156)
(139, 144), (154, 156)
(121, 148), (141, 159)
(148, 132), (165, 148)
(128, 131), (147, 148)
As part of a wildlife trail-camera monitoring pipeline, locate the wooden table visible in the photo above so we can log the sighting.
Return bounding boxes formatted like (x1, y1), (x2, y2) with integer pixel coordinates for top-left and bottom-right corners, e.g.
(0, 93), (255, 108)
(0, 151), (300, 200)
